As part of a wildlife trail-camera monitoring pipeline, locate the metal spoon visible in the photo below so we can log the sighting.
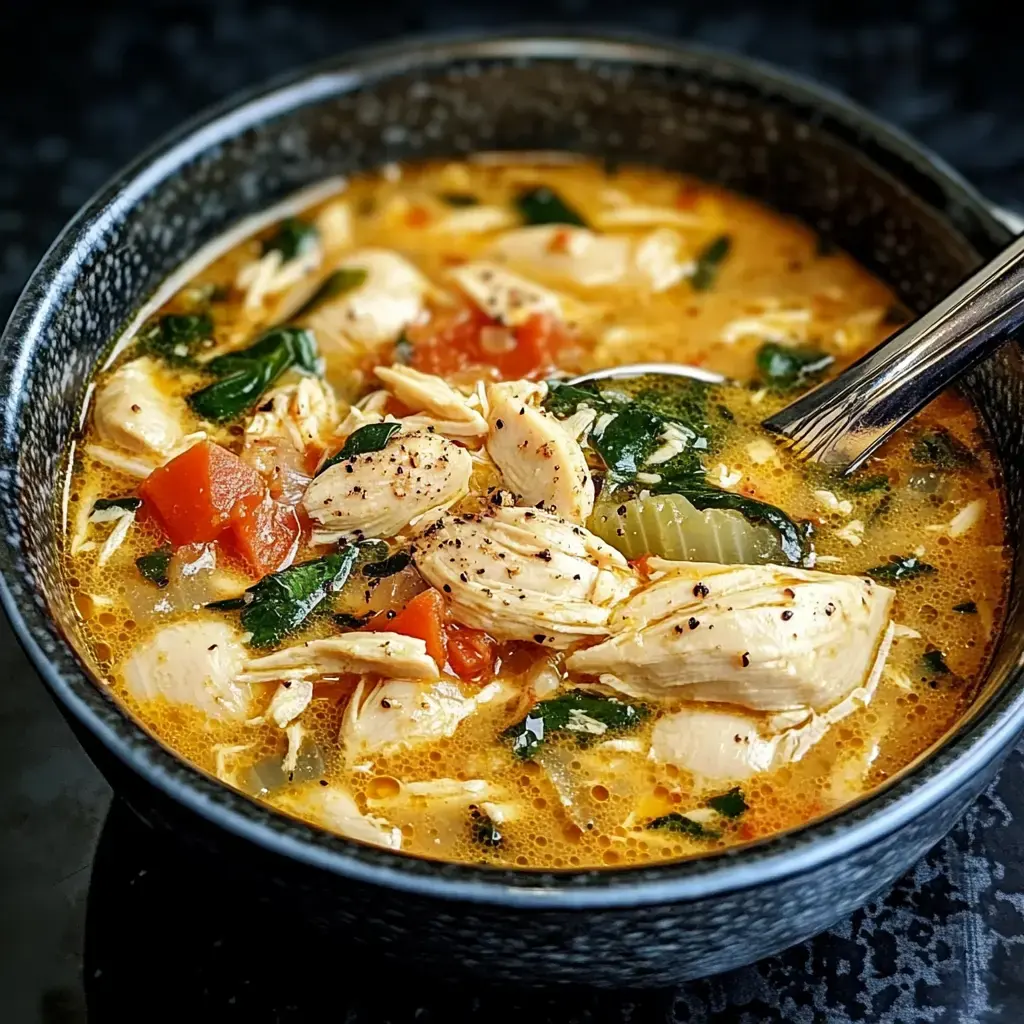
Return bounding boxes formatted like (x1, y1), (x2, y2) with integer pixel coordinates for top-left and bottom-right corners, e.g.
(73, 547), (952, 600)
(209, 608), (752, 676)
(570, 231), (1024, 474)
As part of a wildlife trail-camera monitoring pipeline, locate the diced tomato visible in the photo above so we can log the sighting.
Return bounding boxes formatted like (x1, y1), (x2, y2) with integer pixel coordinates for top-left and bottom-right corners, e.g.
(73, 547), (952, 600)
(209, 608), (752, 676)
(409, 307), (571, 381)
(139, 440), (263, 546)
(226, 492), (300, 575)
(446, 625), (498, 682)
(363, 589), (448, 669)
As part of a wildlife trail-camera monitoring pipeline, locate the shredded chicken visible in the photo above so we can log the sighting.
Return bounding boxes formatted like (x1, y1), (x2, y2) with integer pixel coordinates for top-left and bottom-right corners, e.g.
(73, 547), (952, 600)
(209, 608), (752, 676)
(485, 379), (594, 522)
(413, 504), (639, 647)
(566, 560), (895, 711)
(239, 633), (439, 685)
(92, 357), (186, 457)
(302, 430), (472, 543)
(374, 364), (487, 437)
(244, 377), (340, 452)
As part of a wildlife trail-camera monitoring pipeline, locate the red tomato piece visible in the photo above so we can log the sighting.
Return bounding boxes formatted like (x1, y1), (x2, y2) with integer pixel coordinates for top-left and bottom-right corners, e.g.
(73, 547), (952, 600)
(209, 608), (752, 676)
(363, 589), (448, 669)
(226, 492), (300, 575)
(446, 625), (498, 682)
(139, 440), (263, 546)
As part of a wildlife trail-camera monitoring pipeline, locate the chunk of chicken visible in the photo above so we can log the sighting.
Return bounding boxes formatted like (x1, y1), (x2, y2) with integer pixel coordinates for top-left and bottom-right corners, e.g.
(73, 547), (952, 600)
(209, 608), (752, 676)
(273, 784), (402, 849)
(302, 249), (432, 349)
(244, 377), (340, 452)
(413, 505), (639, 647)
(374, 364), (487, 439)
(120, 620), (251, 721)
(491, 225), (691, 292)
(341, 678), (502, 759)
(649, 624), (893, 782)
(92, 357), (185, 457)
(485, 379), (594, 522)
(448, 261), (564, 327)
(302, 430), (472, 544)
(566, 561), (895, 711)
(238, 633), (440, 685)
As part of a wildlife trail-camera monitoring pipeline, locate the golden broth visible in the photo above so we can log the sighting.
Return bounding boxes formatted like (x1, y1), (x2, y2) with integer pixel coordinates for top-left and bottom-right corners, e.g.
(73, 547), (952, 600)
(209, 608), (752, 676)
(61, 158), (1008, 868)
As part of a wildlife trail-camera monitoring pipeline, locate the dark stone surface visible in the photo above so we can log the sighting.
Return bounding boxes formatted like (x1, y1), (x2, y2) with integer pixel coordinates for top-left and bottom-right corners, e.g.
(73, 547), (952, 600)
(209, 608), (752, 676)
(2, 2), (1024, 1021)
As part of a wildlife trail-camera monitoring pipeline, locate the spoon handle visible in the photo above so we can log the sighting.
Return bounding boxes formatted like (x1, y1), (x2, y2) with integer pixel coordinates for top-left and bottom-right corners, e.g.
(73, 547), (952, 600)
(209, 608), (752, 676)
(762, 230), (1024, 472)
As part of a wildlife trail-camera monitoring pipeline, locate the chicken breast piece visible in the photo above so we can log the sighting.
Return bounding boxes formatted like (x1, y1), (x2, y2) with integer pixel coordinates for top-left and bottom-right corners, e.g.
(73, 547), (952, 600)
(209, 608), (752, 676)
(485, 379), (594, 522)
(566, 561), (895, 711)
(302, 249), (432, 349)
(491, 225), (690, 293)
(413, 504), (639, 647)
(374, 364), (487, 438)
(238, 633), (440, 685)
(448, 261), (564, 327)
(341, 678), (488, 758)
(274, 784), (402, 849)
(302, 430), (472, 544)
(244, 376), (340, 452)
(120, 620), (251, 721)
(649, 623), (893, 782)
(93, 357), (185, 456)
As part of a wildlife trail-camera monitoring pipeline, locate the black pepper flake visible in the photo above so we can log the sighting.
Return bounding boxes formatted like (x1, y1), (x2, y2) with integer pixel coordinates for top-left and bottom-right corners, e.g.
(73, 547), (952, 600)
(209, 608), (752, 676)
(783, 588), (795, 599)
(443, 584), (452, 593)
(781, 610), (794, 621)
(741, 652), (750, 667)
(688, 617), (700, 630)
(616, 504), (627, 516)
(674, 624), (684, 635)
(533, 634), (546, 644)
(460, 572), (469, 582)
(825, 602), (835, 617)
(693, 582), (709, 599)
(496, 418), (504, 429)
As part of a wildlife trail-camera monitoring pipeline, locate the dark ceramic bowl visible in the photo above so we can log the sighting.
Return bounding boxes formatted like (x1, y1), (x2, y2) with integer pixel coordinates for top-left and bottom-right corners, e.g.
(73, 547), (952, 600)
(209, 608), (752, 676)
(1, 31), (1022, 989)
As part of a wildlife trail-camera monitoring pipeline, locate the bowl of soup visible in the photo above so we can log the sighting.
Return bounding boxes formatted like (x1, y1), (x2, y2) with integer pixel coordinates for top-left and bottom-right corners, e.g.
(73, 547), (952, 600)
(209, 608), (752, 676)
(2, 31), (1022, 987)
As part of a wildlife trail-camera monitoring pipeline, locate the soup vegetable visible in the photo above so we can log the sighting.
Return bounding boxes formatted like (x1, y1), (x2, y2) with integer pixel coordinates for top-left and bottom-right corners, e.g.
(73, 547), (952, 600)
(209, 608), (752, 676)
(61, 158), (1007, 868)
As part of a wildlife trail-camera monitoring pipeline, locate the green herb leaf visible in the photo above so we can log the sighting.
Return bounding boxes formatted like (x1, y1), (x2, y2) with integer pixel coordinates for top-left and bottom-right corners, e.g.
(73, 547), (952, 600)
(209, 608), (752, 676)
(393, 333), (415, 365)
(317, 421), (403, 476)
(235, 548), (362, 648)
(206, 596), (248, 611)
(647, 813), (719, 839)
(441, 192), (480, 207)
(953, 601), (978, 614)
(591, 404), (665, 483)
(922, 648), (951, 676)
(503, 689), (648, 759)
(470, 807), (504, 847)
(262, 217), (319, 262)
(362, 551), (412, 578)
(294, 267), (369, 319)
(135, 547), (172, 588)
(137, 313), (213, 366)
(93, 496), (143, 513)
(910, 429), (976, 469)
(188, 326), (319, 423)
(514, 186), (587, 227)
(690, 235), (732, 291)
(706, 786), (748, 818)
(756, 342), (834, 392)
(864, 555), (937, 583)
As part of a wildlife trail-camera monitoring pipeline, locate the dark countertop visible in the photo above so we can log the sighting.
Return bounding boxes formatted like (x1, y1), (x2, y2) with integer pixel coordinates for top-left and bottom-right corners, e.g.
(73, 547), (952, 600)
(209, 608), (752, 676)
(2, 3), (1024, 1021)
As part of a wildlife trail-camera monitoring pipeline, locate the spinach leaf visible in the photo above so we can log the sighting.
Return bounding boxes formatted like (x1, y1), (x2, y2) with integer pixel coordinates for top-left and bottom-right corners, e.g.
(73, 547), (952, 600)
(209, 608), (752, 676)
(470, 807), (504, 847)
(262, 217), (319, 261)
(865, 555), (937, 583)
(690, 235), (732, 291)
(590, 405), (665, 483)
(93, 496), (143, 514)
(135, 546), (172, 588)
(706, 786), (748, 818)
(756, 342), (834, 392)
(543, 380), (611, 418)
(441, 192), (479, 207)
(910, 429), (976, 469)
(237, 547), (362, 648)
(657, 484), (809, 565)
(138, 313), (213, 366)
(294, 267), (368, 319)
(317, 421), (402, 476)
(188, 326), (319, 423)
(393, 333), (415, 364)
(362, 551), (411, 578)
(515, 186), (587, 227)
(922, 648), (951, 676)
(953, 601), (977, 614)
(647, 813), (719, 839)
(503, 689), (648, 760)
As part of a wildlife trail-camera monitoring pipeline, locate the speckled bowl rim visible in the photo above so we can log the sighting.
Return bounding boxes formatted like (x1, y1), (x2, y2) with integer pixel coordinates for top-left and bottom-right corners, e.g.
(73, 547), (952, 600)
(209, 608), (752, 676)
(1, 29), (1021, 910)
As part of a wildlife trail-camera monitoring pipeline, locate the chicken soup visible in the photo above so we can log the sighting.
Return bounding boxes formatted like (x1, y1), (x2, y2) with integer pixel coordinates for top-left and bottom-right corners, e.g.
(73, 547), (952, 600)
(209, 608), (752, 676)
(60, 158), (1008, 868)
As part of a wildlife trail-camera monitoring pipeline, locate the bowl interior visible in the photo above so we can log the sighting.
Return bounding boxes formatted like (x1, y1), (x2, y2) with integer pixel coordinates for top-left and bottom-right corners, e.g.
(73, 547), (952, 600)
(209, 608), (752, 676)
(1, 33), (1020, 899)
